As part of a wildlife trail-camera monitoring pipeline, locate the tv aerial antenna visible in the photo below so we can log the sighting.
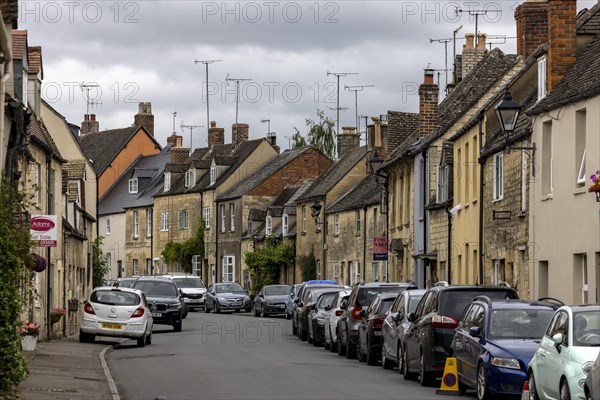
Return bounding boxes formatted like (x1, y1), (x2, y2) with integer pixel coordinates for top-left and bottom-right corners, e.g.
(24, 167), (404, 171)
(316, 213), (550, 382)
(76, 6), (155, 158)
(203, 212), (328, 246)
(225, 74), (251, 134)
(180, 121), (203, 151)
(80, 83), (102, 115)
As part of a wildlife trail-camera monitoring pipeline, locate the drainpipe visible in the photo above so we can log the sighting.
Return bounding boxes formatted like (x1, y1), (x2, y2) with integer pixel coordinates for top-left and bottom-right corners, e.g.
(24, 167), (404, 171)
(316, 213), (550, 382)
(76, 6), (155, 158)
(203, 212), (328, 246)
(363, 206), (367, 280)
(45, 151), (53, 340)
(150, 206), (154, 274)
(421, 149), (428, 289)
(215, 200), (219, 284)
(446, 204), (452, 285)
(62, 230), (67, 336)
(478, 111), (485, 285)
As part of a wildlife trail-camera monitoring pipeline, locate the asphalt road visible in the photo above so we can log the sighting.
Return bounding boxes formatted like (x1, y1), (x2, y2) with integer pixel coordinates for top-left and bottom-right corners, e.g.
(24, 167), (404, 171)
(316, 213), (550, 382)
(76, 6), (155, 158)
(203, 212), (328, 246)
(107, 311), (475, 400)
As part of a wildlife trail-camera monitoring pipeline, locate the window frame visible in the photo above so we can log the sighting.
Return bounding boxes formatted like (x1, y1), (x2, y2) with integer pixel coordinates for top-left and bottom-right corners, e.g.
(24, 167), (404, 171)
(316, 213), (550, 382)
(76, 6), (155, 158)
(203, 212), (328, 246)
(229, 203), (235, 232)
(282, 214), (288, 236)
(146, 208), (152, 237)
(133, 210), (139, 238)
(265, 215), (272, 236)
(128, 178), (138, 194)
(203, 207), (211, 229)
(493, 152), (504, 201)
(538, 56), (547, 101)
(220, 204), (226, 233)
(178, 209), (189, 229)
(164, 172), (171, 192)
(184, 169), (196, 188)
(355, 210), (361, 236)
(160, 212), (169, 232)
(334, 212), (340, 235)
(105, 218), (111, 236)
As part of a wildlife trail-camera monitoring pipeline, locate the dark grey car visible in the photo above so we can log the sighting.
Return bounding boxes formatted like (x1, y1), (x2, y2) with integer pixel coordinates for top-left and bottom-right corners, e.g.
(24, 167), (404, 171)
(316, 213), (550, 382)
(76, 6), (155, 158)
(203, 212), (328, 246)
(204, 282), (252, 313)
(253, 284), (291, 317)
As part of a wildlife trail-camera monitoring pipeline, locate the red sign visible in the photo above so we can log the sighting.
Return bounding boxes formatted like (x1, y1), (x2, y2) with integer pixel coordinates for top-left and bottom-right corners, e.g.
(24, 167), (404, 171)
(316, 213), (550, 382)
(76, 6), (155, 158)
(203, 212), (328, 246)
(373, 236), (388, 260)
(30, 215), (57, 247)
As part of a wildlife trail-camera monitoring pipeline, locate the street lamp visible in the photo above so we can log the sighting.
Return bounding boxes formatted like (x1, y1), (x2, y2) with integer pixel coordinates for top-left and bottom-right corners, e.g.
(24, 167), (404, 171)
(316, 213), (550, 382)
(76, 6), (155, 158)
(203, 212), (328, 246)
(369, 150), (389, 282)
(310, 200), (328, 279)
(494, 87), (521, 136)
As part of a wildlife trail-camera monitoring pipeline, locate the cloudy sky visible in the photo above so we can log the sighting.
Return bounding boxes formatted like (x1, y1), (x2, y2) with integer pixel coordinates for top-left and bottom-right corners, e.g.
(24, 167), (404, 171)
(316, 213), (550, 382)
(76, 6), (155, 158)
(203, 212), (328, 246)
(20, 0), (596, 151)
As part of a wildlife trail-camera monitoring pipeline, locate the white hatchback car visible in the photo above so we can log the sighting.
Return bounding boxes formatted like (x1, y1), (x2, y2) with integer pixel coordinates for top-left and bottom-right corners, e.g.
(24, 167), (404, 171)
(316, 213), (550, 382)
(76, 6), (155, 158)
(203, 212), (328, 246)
(80, 286), (153, 347)
(323, 290), (351, 352)
(528, 304), (600, 400)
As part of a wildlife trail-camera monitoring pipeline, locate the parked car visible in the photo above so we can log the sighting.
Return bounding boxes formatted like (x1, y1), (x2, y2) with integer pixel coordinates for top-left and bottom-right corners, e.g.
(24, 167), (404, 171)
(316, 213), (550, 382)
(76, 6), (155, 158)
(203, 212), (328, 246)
(528, 304), (600, 400)
(381, 288), (426, 370)
(324, 290), (351, 352)
(164, 274), (207, 311)
(402, 282), (518, 386)
(297, 286), (343, 341)
(450, 297), (561, 399)
(254, 284), (291, 317)
(292, 280), (341, 339)
(80, 286), (153, 347)
(204, 282), (252, 313)
(584, 352), (600, 400)
(307, 290), (342, 346)
(109, 276), (140, 288)
(133, 276), (184, 332)
(356, 292), (398, 365)
(285, 284), (302, 320)
(337, 281), (417, 359)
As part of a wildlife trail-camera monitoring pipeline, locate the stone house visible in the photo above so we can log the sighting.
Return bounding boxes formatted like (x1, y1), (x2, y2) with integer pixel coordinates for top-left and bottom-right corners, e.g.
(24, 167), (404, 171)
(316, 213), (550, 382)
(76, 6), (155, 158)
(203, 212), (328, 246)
(527, 1), (600, 304)
(0, 3), (15, 176)
(216, 145), (331, 287)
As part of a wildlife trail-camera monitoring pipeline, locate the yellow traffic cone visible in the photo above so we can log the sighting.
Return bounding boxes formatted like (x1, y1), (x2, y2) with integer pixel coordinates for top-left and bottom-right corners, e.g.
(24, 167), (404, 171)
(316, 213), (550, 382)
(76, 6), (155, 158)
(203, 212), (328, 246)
(436, 357), (462, 396)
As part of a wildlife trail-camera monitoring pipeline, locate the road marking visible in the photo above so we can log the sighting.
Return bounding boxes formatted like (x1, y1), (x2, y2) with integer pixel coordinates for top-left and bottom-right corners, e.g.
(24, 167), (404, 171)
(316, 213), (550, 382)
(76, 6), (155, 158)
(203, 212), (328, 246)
(99, 345), (120, 400)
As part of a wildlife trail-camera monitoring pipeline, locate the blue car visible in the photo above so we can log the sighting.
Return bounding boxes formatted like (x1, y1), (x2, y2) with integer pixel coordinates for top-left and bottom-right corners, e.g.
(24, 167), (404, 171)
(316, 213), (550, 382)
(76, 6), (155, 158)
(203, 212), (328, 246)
(285, 284), (302, 320)
(450, 297), (563, 400)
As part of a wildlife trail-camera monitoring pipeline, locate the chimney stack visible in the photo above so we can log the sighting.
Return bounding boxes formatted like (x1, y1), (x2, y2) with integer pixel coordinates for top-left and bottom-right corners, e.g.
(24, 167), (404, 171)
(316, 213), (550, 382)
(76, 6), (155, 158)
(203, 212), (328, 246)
(232, 123), (249, 147)
(134, 102), (154, 136)
(167, 133), (184, 148)
(208, 121), (225, 147)
(462, 32), (488, 77)
(267, 131), (280, 153)
(170, 147), (190, 164)
(515, 0), (549, 59)
(80, 114), (99, 135)
(337, 126), (360, 159)
(547, 0), (577, 93)
(418, 69), (439, 138)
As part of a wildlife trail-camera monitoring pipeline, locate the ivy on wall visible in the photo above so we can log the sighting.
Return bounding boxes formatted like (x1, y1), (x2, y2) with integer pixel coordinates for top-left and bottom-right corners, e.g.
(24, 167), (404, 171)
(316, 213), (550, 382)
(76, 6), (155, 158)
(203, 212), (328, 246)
(244, 236), (294, 296)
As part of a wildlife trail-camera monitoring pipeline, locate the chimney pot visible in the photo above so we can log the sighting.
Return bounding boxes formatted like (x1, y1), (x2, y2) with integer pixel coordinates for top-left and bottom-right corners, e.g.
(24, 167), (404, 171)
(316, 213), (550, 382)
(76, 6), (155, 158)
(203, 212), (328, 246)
(210, 121), (216, 128)
(208, 121), (225, 147)
(134, 101), (154, 136)
(232, 123), (249, 147)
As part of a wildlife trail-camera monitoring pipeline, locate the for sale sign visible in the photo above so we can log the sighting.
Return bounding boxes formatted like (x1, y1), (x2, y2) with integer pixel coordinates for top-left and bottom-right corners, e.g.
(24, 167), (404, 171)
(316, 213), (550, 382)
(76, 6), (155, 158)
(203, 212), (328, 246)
(30, 215), (57, 247)
(373, 236), (388, 261)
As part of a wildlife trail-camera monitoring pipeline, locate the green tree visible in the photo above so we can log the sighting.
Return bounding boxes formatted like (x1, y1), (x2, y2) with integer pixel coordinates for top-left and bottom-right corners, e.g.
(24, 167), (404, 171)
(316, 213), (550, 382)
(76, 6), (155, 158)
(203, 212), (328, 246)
(92, 237), (109, 288)
(293, 109), (336, 159)
(298, 252), (317, 282)
(244, 237), (294, 296)
(0, 179), (34, 396)
(162, 219), (205, 273)
(290, 128), (307, 149)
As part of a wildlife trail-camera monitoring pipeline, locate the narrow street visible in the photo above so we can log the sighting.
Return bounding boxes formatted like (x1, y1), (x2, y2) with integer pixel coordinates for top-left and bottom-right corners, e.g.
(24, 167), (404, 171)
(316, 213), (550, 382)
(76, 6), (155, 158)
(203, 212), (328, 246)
(107, 312), (472, 400)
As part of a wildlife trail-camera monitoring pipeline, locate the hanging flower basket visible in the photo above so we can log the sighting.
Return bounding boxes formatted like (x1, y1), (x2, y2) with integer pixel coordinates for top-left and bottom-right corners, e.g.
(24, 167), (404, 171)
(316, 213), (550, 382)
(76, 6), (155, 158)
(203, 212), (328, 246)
(588, 170), (600, 202)
(50, 307), (65, 324)
(30, 253), (47, 273)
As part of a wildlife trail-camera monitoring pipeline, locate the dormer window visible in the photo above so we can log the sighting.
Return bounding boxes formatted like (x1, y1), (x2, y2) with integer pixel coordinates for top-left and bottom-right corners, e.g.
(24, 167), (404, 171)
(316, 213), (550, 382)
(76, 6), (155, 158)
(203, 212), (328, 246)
(129, 178), (138, 194)
(164, 172), (171, 192)
(210, 164), (216, 185)
(266, 215), (272, 236)
(538, 56), (547, 101)
(185, 169), (196, 188)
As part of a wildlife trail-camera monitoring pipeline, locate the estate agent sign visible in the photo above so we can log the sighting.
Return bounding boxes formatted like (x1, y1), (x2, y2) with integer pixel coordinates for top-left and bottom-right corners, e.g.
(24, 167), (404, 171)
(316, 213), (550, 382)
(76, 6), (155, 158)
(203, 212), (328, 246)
(30, 215), (58, 247)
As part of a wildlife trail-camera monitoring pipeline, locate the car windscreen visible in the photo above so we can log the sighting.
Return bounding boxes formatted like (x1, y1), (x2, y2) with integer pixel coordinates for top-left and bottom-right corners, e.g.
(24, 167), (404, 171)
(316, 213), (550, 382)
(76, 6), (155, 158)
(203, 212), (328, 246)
(117, 278), (138, 288)
(135, 281), (178, 297)
(357, 286), (405, 307)
(377, 298), (395, 316)
(316, 292), (338, 309)
(265, 285), (291, 296)
(408, 295), (424, 314)
(488, 308), (555, 340)
(216, 283), (245, 294)
(174, 278), (204, 289)
(439, 290), (517, 320)
(91, 290), (140, 306)
(302, 285), (340, 302)
(573, 310), (600, 346)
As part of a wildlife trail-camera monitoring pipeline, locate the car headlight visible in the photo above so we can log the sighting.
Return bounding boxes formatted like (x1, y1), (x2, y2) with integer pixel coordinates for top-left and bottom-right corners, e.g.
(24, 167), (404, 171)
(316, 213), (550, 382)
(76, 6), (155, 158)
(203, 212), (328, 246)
(245, 296), (251, 302)
(578, 379), (586, 389)
(583, 361), (594, 376)
(491, 357), (520, 370)
(168, 302), (181, 310)
(317, 319), (325, 326)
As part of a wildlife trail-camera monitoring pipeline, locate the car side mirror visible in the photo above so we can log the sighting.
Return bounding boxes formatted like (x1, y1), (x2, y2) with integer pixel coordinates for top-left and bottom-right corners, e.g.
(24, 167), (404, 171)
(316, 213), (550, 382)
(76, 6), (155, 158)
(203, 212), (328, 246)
(324, 305), (331, 311)
(469, 326), (482, 338)
(407, 312), (416, 322)
(552, 333), (563, 352)
(340, 302), (347, 310)
(392, 312), (401, 322)
(179, 289), (186, 298)
(359, 309), (366, 318)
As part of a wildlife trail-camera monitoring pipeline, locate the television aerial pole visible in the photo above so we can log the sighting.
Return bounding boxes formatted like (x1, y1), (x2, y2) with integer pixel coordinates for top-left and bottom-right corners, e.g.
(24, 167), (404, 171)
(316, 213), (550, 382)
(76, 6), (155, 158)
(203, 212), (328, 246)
(180, 121), (203, 151)
(327, 71), (358, 137)
(344, 85), (374, 135)
(194, 59), (222, 137)
(225, 74), (251, 138)
(80, 82), (102, 115)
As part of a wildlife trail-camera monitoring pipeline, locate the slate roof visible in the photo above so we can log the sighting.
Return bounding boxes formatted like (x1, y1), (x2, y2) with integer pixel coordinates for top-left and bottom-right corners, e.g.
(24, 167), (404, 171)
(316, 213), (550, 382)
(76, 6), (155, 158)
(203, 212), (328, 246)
(78, 125), (161, 175)
(99, 147), (172, 215)
(28, 113), (65, 162)
(417, 48), (519, 150)
(386, 111), (419, 155)
(383, 125), (421, 168)
(297, 145), (366, 202)
(325, 175), (380, 214)
(531, 32), (600, 114)
(267, 186), (300, 217)
(284, 180), (314, 215)
(577, 2), (600, 35)
(217, 146), (313, 201)
(248, 209), (267, 221)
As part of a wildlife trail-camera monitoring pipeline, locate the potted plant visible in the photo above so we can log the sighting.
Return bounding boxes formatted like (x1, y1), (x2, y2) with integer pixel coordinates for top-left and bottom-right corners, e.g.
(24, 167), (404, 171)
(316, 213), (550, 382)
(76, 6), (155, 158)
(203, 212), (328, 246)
(68, 298), (79, 312)
(589, 170), (600, 202)
(50, 307), (66, 324)
(20, 322), (40, 351)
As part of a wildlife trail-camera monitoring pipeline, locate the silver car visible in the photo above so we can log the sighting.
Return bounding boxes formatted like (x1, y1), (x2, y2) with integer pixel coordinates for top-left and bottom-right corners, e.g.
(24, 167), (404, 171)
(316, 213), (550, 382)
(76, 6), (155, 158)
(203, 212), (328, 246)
(324, 290), (351, 352)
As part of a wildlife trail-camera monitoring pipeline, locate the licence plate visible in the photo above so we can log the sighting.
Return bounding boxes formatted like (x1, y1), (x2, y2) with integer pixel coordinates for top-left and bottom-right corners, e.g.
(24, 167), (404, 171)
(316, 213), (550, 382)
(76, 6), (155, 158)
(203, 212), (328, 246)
(102, 323), (122, 330)
(152, 312), (162, 317)
(374, 330), (382, 336)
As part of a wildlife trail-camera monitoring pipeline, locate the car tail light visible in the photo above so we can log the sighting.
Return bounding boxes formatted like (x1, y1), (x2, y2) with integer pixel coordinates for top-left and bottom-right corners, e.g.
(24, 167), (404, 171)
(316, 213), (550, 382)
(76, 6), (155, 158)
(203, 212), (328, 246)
(351, 306), (363, 321)
(83, 302), (95, 315)
(131, 307), (145, 318)
(335, 310), (343, 317)
(372, 317), (384, 329)
(430, 314), (458, 329)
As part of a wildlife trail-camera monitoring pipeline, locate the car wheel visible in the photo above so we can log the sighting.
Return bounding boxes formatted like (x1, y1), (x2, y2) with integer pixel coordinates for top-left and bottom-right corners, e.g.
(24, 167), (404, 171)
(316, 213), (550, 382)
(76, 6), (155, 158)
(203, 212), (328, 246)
(337, 330), (346, 356)
(245, 307), (252, 313)
(528, 371), (539, 400)
(145, 331), (152, 345)
(261, 308), (268, 318)
(137, 334), (146, 348)
(173, 320), (182, 332)
(356, 339), (365, 363)
(285, 311), (291, 320)
(402, 344), (416, 380)
(560, 379), (571, 400)
(254, 306), (260, 317)
(204, 302), (211, 313)
(292, 320), (297, 335)
(300, 324), (308, 341)
(215, 303), (221, 314)
(79, 331), (95, 343)
(419, 350), (432, 387)
(382, 350), (394, 370)
(367, 339), (378, 366)
(346, 333), (357, 359)
(476, 362), (489, 400)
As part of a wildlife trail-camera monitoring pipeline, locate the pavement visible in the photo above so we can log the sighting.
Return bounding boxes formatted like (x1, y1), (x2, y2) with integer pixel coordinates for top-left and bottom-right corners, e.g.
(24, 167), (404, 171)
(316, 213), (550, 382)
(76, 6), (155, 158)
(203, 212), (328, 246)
(17, 336), (119, 400)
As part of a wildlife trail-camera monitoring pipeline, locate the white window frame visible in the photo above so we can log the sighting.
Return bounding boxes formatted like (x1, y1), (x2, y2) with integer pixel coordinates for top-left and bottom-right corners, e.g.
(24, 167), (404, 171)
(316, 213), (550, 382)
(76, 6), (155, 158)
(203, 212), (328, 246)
(164, 172), (171, 192)
(577, 148), (587, 185)
(355, 260), (361, 283)
(493, 152), (504, 201)
(161, 212), (169, 232)
(192, 255), (201, 276)
(129, 178), (138, 194)
(355, 210), (361, 236)
(582, 254), (588, 304)
(133, 210), (139, 238)
(372, 262), (379, 282)
(222, 255), (235, 283)
(203, 207), (211, 229)
(248, 220), (253, 235)
(334, 213), (340, 235)
(34, 163), (41, 206)
(229, 203), (235, 232)
(133, 259), (139, 275)
(210, 164), (216, 185)
(266, 215), (272, 236)
(302, 205), (306, 233)
(538, 56), (547, 101)
(333, 262), (339, 280)
(178, 209), (188, 229)
(220, 204), (226, 233)
(146, 208), (152, 237)
(436, 165), (449, 203)
(282, 214), (288, 236)
(185, 169), (196, 188)
(105, 218), (111, 235)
